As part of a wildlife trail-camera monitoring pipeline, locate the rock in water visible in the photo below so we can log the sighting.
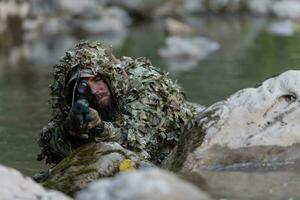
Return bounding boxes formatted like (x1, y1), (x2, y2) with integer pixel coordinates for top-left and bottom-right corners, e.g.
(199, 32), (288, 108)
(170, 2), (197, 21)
(158, 36), (219, 72)
(0, 164), (71, 200)
(76, 168), (212, 200)
(159, 36), (219, 59)
(44, 142), (152, 196)
(165, 70), (300, 172)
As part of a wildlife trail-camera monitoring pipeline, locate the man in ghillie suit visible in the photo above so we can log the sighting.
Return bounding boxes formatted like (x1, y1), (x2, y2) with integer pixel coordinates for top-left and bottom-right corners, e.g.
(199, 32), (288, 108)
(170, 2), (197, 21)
(37, 41), (196, 166)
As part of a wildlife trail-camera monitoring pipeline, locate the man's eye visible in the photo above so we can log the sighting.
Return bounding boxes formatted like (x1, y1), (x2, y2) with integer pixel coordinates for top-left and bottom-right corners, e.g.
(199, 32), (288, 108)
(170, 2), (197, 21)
(94, 76), (102, 81)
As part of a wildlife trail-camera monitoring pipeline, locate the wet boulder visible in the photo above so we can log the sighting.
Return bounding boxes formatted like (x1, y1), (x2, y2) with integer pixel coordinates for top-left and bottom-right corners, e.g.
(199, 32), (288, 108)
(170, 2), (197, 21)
(44, 142), (152, 197)
(0, 164), (71, 200)
(165, 70), (300, 172)
(76, 168), (212, 200)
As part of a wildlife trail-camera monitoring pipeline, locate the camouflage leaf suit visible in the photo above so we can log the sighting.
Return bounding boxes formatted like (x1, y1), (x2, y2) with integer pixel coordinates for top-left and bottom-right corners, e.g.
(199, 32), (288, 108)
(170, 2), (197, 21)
(38, 41), (195, 165)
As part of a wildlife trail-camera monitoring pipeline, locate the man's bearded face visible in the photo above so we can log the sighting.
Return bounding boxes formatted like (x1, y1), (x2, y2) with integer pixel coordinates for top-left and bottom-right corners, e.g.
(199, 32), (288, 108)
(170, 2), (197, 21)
(86, 76), (115, 121)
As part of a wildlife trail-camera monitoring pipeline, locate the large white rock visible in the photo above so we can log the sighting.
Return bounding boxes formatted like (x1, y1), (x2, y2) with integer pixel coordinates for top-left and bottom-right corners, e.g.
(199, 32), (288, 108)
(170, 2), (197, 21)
(76, 168), (212, 200)
(166, 70), (300, 171)
(0, 164), (71, 200)
(201, 70), (300, 149)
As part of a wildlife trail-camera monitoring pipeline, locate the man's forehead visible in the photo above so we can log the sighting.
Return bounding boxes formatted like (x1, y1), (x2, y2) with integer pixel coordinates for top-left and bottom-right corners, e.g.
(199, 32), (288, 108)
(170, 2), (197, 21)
(83, 74), (102, 81)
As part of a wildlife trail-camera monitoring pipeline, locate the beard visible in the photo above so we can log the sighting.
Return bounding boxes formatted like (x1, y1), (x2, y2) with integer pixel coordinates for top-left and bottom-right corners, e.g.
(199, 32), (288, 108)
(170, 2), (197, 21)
(90, 95), (117, 122)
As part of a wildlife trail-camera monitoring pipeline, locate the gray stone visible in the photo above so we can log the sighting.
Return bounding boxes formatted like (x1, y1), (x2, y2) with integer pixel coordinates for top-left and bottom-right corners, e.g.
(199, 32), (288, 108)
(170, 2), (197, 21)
(44, 142), (152, 197)
(165, 70), (300, 172)
(0, 164), (71, 200)
(76, 168), (212, 200)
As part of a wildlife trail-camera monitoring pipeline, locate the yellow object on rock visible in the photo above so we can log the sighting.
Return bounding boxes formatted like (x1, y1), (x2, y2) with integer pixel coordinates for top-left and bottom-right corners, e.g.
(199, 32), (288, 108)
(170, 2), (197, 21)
(119, 159), (135, 172)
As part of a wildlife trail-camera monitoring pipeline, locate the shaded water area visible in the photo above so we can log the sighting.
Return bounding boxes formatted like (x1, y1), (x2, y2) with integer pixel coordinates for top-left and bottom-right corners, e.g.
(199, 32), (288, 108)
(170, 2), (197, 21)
(1, 16), (300, 199)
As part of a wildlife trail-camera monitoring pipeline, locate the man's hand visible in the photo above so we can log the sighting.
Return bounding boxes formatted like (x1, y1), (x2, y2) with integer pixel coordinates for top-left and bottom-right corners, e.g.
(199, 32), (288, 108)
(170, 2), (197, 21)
(66, 99), (102, 139)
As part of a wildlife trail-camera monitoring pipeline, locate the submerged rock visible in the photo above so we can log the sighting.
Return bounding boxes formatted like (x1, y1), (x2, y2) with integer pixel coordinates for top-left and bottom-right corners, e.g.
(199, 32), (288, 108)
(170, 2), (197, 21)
(159, 36), (219, 72)
(44, 142), (152, 196)
(165, 70), (300, 172)
(76, 168), (212, 200)
(159, 36), (219, 59)
(0, 164), (71, 200)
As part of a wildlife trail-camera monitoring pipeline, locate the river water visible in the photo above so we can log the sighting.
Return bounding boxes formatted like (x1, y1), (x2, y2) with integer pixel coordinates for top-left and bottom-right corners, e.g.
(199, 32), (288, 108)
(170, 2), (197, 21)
(1, 16), (300, 199)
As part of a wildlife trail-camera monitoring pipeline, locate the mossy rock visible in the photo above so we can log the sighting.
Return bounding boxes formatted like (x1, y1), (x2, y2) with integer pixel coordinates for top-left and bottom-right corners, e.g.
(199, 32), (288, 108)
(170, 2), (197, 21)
(44, 142), (151, 196)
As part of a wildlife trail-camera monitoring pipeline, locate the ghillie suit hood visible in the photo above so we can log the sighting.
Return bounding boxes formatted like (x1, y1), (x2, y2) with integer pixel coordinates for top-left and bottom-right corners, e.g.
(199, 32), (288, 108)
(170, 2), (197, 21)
(50, 41), (128, 123)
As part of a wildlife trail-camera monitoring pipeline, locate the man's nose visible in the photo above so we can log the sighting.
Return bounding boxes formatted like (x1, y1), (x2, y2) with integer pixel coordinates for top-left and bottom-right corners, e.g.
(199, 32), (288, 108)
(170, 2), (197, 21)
(90, 87), (105, 95)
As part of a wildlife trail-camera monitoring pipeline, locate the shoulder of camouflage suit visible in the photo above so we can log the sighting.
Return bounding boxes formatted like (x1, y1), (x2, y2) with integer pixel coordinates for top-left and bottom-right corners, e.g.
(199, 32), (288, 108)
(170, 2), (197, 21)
(119, 56), (196, 163)
(37, 41), (196, 164)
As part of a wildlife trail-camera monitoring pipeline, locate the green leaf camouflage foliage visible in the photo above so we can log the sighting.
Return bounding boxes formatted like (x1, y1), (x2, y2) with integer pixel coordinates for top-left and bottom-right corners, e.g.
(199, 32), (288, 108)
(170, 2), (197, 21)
(38, 41), (196, 165)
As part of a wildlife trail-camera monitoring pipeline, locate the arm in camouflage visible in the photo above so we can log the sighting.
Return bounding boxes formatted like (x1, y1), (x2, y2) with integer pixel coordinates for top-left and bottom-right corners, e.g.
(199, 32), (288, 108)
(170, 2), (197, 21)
(116, 57), (195, 164)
